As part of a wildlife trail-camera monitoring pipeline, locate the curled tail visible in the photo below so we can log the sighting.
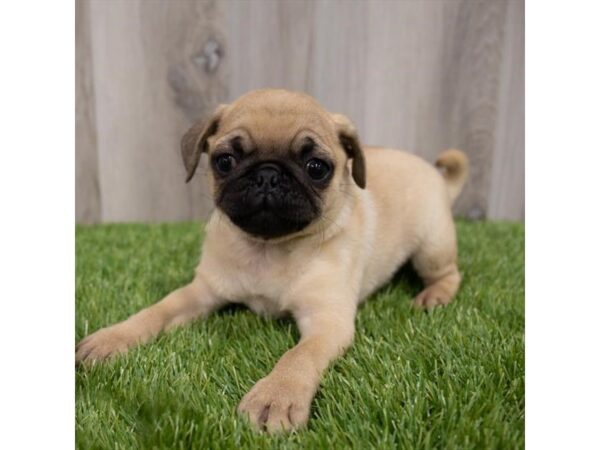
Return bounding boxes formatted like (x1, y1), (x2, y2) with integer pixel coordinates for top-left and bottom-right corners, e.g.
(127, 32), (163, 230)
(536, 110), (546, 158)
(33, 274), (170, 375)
(435, 149), (469, 204)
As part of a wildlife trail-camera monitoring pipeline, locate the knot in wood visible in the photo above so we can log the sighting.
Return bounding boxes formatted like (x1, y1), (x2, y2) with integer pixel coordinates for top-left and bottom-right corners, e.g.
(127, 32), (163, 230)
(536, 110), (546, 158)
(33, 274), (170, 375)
(193, 39), (221, 74)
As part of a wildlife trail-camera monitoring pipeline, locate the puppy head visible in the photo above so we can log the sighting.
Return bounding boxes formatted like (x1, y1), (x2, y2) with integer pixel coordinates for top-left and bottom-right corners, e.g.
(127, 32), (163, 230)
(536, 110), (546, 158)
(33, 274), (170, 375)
(181, 89), (366, 240)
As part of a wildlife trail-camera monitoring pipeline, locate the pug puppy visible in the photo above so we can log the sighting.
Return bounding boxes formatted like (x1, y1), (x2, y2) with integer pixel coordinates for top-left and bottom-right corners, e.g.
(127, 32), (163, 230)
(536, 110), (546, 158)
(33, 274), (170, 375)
(76, 89), (469, 433)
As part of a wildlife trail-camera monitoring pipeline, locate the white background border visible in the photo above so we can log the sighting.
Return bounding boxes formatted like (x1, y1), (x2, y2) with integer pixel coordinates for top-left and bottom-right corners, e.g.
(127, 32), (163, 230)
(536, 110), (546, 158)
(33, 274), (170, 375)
(0, 1), (74, 449)
(1, 1), (600, 448)
(527, 0), (600, 448)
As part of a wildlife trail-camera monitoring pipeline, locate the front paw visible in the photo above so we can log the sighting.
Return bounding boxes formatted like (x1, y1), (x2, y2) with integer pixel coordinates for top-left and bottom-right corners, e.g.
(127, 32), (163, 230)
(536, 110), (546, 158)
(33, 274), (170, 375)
(76, 324), (134, 365)
(238, 374), (315, 433)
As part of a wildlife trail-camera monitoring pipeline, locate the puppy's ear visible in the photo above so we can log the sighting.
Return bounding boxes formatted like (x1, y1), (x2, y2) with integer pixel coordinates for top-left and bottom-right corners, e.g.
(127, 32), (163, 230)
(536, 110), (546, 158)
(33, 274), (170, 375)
(181, 104), (227, 182)
(331, 113), (366, 189)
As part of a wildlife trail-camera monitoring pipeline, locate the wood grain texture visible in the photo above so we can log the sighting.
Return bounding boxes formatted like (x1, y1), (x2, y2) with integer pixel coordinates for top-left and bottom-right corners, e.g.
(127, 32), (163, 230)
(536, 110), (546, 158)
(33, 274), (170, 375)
(87, 0), (227, 222)
(76, 0), (524, 222)
(488, 0), (525, 220)
(437, 0), (509, 219)
(75, 0), (101, 224)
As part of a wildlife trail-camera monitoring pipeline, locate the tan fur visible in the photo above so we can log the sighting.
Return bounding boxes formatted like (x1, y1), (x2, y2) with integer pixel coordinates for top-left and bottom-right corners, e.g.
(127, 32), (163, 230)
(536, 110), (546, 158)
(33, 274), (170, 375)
(435, 149), (469, 204)
(76, 89), (468, 432)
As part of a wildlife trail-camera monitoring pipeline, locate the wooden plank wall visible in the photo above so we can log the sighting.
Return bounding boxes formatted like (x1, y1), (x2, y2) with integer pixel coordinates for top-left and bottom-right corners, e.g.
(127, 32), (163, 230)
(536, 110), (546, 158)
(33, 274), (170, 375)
(76, 0), (524, 223)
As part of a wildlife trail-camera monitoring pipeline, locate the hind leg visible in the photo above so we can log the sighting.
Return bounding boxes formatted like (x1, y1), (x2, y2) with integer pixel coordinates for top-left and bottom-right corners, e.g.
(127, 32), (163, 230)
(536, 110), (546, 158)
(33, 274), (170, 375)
(411, 221), (461, 309)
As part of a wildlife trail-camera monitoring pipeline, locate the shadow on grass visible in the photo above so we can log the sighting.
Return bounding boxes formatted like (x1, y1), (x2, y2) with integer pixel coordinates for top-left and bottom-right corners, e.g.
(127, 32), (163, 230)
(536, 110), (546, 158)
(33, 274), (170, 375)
(389, 262), (422, 295)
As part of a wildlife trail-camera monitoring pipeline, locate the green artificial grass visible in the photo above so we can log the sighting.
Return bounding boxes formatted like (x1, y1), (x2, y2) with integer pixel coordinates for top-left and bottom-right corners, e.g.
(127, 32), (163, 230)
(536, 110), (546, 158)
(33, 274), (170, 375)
(76, 221), (524, 449)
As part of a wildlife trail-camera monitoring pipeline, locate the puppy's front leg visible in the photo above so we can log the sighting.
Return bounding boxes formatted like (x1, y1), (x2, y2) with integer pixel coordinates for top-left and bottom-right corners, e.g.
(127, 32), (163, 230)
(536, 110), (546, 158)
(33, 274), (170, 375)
(238, 302), (356, 433)
(76, 274), (221, 364)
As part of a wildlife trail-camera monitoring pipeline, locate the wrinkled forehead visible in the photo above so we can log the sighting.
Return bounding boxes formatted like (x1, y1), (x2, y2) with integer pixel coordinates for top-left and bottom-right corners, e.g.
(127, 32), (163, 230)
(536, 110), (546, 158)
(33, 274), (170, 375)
(218, 96), (336, 149)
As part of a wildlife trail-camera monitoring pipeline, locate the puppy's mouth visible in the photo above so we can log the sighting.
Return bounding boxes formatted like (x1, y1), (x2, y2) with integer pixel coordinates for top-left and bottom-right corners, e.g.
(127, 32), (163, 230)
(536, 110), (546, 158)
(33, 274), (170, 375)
(229, 208), (312, 240)
(216, 162), (320, 239)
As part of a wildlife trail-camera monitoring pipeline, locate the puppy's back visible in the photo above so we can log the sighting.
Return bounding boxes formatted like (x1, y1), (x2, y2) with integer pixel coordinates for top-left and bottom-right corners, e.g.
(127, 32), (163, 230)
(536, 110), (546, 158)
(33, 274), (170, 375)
(357, 147), (456, 297)
(363, 146), (450, 213)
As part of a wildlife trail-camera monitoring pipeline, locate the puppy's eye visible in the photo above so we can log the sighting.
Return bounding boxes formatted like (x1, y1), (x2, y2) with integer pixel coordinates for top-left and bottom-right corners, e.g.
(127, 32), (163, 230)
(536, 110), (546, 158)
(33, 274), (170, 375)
(214, 154), (237, 175)
(305, 158), (331, 181)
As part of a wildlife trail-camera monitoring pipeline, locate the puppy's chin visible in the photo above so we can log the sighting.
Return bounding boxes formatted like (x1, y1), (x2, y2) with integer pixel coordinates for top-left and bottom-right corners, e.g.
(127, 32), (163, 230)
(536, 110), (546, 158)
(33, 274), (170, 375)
(227, 209), (312, 240)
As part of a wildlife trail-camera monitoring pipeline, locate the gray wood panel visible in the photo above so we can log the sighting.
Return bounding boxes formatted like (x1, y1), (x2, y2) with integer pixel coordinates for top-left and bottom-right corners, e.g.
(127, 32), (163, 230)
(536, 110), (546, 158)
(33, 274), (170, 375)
(489, 0), (525, 220)
(87, 0), (226, 222)
(76, 0), (524, 223)
(75, 0), (101, 224)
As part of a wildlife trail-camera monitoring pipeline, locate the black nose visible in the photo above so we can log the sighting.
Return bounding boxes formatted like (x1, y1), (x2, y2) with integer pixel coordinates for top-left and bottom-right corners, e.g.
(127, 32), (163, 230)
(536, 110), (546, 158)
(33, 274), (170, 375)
(255, 164), (281, 189)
